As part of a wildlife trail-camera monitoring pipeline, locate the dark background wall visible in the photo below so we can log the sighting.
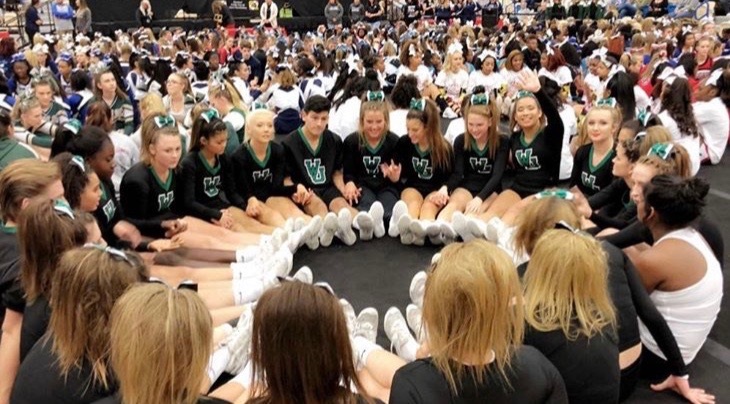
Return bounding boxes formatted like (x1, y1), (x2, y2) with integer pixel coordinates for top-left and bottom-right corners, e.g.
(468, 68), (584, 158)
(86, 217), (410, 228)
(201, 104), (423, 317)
(88, 0), (331, 23)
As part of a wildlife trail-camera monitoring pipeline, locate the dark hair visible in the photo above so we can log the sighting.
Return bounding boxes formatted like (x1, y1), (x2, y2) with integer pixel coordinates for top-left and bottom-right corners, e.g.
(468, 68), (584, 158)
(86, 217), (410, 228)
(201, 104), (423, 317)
(303, 95), (331, 113)
(70, 70), (91, 92)
(644, 175), (709, 228)
(190, 115), (228, 152)
(296, 57), (316, 77)
(538, 76), (561, 110)
(0, 110), (10, 139)
(85, 101), (114, 132)
(152, 59), (174, 96)
(677, 53), (697, 77)
(660, 78), (700, 138)
(333, 69), (381, 110)
(0, 38), (16, 58)
(53, 152), (93, 209)
(51, 125), (112, 160)
(390, 75), (420, 109)
(606, 72), (637, 121)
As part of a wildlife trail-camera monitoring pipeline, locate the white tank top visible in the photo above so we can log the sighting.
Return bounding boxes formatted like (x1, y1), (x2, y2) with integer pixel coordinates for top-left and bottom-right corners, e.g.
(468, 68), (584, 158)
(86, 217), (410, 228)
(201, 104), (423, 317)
(638, 227), (723, 364)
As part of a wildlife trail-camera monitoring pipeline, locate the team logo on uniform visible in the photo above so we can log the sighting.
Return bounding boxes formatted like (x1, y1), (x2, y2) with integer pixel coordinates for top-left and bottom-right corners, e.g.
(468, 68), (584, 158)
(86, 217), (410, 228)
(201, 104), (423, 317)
(304, 158), (326, 185)
(204, 176), (221, 198)
(469, 157), (492, 174)
(363, 156), (381, 176)
(515, 148), (541, 170)
(253, 168), (273, 183)
(158, 191), (175, 211)
(412, 158), (433, 180)
(581, 172), (600, 191)
(102, 200), (116, 222)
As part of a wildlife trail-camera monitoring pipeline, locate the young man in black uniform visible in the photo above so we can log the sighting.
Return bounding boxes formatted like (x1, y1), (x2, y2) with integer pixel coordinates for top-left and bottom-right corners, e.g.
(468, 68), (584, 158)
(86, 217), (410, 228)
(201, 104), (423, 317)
(282, 95), (358, 246)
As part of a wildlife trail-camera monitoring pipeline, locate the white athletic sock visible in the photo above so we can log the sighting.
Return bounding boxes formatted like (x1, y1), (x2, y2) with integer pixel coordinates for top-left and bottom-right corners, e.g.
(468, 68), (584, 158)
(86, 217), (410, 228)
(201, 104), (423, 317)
(235, 246), (262, 263)
(397, 337), (420, 362)
(232, 279), (265, 305)
(353, 335), (381, 371)
(207, 347), (231, 383)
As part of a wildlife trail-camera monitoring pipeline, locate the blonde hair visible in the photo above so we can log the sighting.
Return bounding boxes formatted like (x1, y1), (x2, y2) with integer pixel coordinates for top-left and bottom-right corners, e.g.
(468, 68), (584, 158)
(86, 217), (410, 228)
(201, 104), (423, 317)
(513, 197), (582, 256)
(0, 159), (60, 222)
(638, 126), (672, 155)
(357, 100), (390, 145)
(424, 240), (524, 392)
(50, 248), (148, 390)
(575, 104), (623, 146)
(209, 80), (244, 111)
(524, 230), (617, 340)
(443, 51), (464, 73)
(110, 284), (212, 404)
(140, 113), (181, 165)
(245, 108), (275, 142)
(139, 93), (166, 119)
(463, 94), (500, 159)
(636, 143), (692, 179)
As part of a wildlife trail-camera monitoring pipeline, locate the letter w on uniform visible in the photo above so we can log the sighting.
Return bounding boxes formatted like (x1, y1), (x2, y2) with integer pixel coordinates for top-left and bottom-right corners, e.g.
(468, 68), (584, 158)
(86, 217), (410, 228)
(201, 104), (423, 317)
(204, 176), (221, 198)
(514, 148), (541, 170)
(363, 156), (381, 176)
(158, 191), (174, 211)
(304, 158), (326, 185)
(412, 157), (433, 179)
(469, 157), (492, 174)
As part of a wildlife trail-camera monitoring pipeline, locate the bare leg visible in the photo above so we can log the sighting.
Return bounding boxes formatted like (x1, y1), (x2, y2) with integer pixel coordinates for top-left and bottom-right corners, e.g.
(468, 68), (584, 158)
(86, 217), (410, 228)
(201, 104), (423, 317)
(479, 190), (521, 222)
(357, 369), (391, 403)
(150, 264), (233, 285)
(329, 197), (358, 217)
(228, 207), (277, 234)
(184, 217), (262, 246)
(419, 191), (443, 220)
(401, 188), (424, 217)
(168, 247), (236, 263)
(265, 196), (310, 221)
(437, 188), (472, 221)
(302, 194), (329, 218)
(469, 193), (498, 217)
(198, 286), (236, 309)
(361, 349), (407, 389)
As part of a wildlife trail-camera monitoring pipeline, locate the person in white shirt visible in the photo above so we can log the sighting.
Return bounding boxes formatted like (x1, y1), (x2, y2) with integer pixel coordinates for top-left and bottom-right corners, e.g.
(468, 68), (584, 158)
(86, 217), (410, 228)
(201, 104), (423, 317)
(467, 49), (506, 94)
(388, 75), (420, 137)
(656, 77), (702, 175)
(434, 43), (469, 118)
(260, 0), (279, 28)
(396, 40), (438, 98)
(693, 68), (730, 165)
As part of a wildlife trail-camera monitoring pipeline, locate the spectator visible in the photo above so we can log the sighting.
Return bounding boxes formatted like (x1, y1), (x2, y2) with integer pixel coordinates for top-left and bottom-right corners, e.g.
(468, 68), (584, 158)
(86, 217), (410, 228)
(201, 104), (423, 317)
(24, 0), (42, 43)
(350, 0), (365, 25)
(260, 0), (279, 28)
(325, 0), (344, 29)
(136, 0), (153, 28)
(75, 0), (92, 35)
(51, 0), (75, 35)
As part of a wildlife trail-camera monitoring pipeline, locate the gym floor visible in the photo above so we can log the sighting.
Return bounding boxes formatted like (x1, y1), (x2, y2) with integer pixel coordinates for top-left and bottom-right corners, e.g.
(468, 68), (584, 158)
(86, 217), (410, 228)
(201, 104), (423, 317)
(292, 153), (730, 403)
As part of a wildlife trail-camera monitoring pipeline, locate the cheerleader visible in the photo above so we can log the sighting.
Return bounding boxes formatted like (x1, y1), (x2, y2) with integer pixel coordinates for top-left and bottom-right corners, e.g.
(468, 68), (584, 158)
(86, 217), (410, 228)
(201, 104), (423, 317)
(434, 43), (469, 118)
(441, 88), (509, 242)
(209, 81), (245, 154)
(342, 91), (398, 240)
(179, 110), (275, 234)
(388, 98), (453, 245)
(570, 100), (619, 197)
(162, 72), (195, 128)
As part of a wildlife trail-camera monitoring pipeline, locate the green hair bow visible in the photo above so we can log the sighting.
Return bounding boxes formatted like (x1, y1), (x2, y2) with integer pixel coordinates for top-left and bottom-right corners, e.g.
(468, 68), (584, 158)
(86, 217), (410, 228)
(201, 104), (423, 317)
(648, 143), (674, 160)
(409, 98), (426, 111)
(63, 119), (82, 135)
(154, 115), (176, 128)
(535, 189), (575, 201)
(53, 199), (75, 219)
(470, 93), (489, 106)
(366, 91), (385, 102)
(201, 109), (219, 123)
(596, 97), (617, 108)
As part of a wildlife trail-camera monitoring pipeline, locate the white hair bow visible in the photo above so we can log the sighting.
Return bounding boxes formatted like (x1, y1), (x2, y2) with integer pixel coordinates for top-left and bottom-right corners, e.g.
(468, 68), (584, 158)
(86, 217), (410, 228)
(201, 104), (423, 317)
(657, 65), (687, 85)
(408, 43), (418, 57)
(706, 68), (723, 87)
(447, 42), (463, 56)
(478, 48), (498, 61)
